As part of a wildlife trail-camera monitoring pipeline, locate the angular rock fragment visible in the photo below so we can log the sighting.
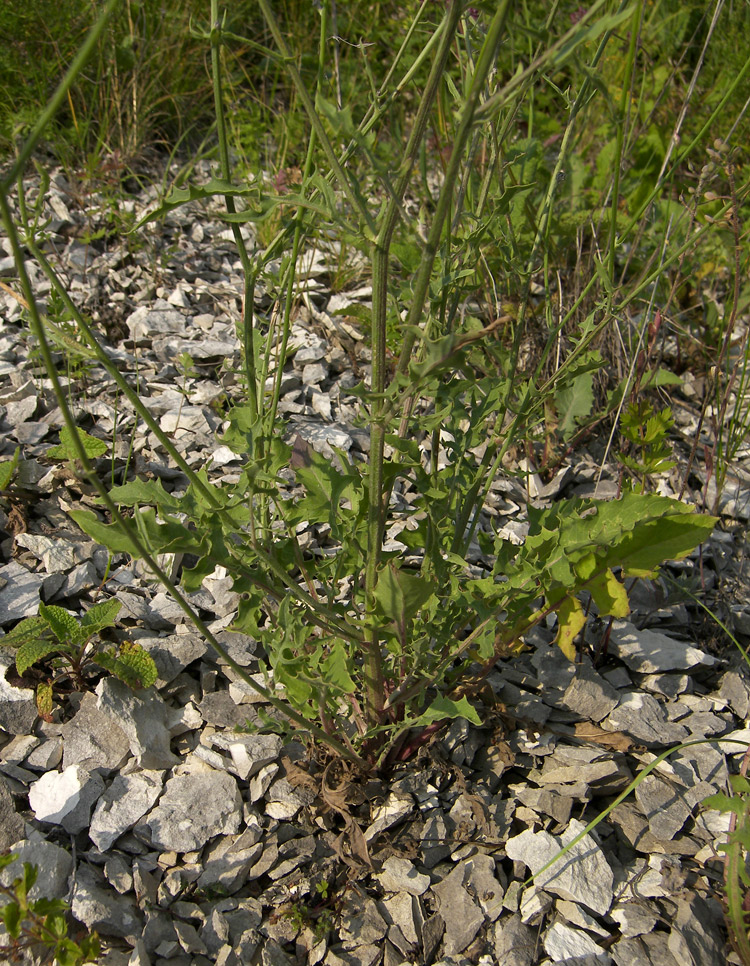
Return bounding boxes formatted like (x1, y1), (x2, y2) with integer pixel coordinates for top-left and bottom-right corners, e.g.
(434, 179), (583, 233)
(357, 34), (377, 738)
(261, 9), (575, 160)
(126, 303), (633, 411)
(601, 692), (689, 746)
(431, 862), (485, 955)
(610, 899), (659, 938)
(561, 665), (620, 721)
(97, 677), (181, 769)
(609, 621), (716, 673)
(61, 691), (131, 770)
(0, 835), (72, 899)
(338, 890), (388, 947)
(90, 770), (165, 851)
(0, 561), (44, 623)
(543, 921), (608, 961)
(204, 732), (283, 781)
(506, 819), (614, 916)
(634, 774), (693, 842)
(376, 856), (430, 896)
(134, 770), (242, 852)
(71, 863), (143, 944)
(0, 776), (24, 850)
(28, 763), (105, 833)
(667, 894), (725, 966)
(493, 913), (537, 966)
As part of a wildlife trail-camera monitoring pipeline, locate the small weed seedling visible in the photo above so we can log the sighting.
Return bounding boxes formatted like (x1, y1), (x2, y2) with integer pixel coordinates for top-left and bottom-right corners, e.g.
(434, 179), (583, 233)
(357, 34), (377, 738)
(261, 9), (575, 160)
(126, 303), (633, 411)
(0, 853), (100, 965)
(617, 399), (677, 493)
(47, 425), (108, 475)
(0, 600), (158, 720)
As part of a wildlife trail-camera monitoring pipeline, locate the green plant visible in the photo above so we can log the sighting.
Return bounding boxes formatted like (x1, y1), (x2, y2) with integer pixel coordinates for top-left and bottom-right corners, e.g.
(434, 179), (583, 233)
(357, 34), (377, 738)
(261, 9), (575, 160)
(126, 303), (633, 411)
(0, 600), (158, 720)
(704, 768), (750, 965)
(0, 853), (99, 966)
(47, 425), (108, 472)
(0, 1), (731, 772)
(0, 449), (20, 497)
(617, 399), (677, 492)
(278, 878), (335, 942)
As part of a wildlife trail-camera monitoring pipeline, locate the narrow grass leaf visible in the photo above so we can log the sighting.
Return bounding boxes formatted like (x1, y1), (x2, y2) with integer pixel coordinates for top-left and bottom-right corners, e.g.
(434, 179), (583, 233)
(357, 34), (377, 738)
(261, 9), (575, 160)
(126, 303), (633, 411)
(0, 448), (19, 490)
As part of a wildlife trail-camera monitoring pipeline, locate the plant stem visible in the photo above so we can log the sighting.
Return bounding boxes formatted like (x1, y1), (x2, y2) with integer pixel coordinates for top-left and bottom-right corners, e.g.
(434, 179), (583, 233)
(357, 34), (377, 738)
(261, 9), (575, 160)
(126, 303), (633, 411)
(210, 0), (259, 423)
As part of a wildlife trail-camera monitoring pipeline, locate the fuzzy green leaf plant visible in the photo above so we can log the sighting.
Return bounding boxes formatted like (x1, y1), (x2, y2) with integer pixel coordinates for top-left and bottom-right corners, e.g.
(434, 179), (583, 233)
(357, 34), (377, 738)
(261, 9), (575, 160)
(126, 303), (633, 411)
(0, 601), (157, 720)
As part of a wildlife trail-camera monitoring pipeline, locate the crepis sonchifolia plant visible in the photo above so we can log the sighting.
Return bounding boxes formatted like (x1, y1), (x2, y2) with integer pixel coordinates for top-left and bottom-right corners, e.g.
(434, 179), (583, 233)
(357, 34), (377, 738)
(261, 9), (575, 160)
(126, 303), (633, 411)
(0, 0), (718, 769)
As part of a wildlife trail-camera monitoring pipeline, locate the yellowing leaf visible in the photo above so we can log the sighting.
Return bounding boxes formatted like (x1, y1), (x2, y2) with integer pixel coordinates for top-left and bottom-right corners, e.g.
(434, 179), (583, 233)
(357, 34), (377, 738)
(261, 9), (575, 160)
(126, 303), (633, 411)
(587, 567), (630, 618)
(556, 596), (586, 661)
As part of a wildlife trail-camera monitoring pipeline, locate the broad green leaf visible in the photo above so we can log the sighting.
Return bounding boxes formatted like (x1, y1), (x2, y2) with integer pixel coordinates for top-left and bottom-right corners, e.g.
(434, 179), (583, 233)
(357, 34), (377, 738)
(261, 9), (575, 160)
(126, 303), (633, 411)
(79, 933), (101, 960)
(108, 478), (182, 511)
(418, 695), (481, 726)
(702, 791), (745, 814)
(290, 435), (356, 533)
(221, 403), (265, 455)
(133, 177), (258, 230)
(556, 596), (586, 660)
(641, 368), (683, 389)
(575, 555), (630, 617)
(2, 899), (21, 938)
(374, 564), (437, 631)
(555, 370), (595, 440)
(53, 938), (90, 966)
(16, 639), (77, 676)
(320, 640), (357, 693)
(47, 425), (108, 461)
(0, 616), (48, 649)
(79, 598), (121, 638)
(28, 897), (68, 917)
(219, 192), (330, 222)
(593, 256), (613, 294)
(42, 911), (68, 940)
(39, 604), (81, 645)
(18, 861), (37, 899)
(93, 642), (158, 689)
(0, 447), (19, 490)
(616, 513), (717, 578)
(69, 510), (142, 556)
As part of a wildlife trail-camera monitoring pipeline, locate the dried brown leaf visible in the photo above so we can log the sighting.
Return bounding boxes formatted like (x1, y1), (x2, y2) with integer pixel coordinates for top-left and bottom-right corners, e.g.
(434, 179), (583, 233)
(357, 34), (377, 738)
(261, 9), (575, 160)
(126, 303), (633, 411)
(572, 721), (635, 752)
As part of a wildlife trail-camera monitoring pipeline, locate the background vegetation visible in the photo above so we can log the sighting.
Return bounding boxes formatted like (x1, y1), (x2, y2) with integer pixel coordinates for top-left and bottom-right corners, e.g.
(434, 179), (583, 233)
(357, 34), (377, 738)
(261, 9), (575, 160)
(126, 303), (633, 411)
(2, 0), (748, 378)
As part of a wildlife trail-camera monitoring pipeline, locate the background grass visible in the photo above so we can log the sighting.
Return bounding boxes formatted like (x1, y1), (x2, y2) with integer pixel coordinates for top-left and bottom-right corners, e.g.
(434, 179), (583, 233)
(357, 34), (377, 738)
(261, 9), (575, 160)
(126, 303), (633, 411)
(2, 0), (749, 483)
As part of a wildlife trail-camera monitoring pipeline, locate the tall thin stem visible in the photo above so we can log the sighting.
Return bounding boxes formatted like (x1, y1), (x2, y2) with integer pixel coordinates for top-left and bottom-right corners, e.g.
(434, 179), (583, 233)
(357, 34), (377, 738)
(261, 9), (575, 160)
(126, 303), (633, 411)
(363, 0), (467, 724)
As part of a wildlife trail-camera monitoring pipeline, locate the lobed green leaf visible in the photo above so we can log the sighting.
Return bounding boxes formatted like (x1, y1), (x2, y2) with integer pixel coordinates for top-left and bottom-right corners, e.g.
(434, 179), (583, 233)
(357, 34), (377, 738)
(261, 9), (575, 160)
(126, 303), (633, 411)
(46, 425), (108, 462)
